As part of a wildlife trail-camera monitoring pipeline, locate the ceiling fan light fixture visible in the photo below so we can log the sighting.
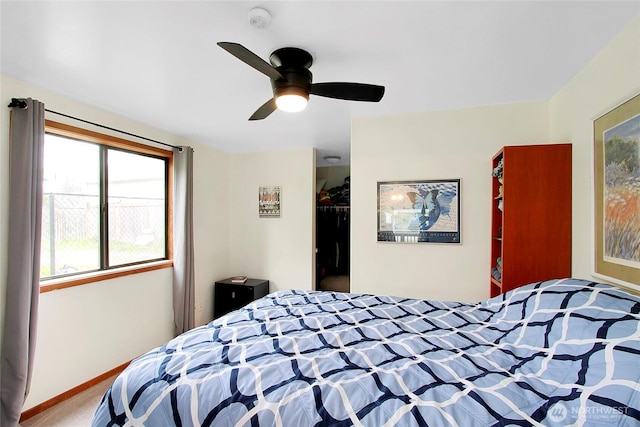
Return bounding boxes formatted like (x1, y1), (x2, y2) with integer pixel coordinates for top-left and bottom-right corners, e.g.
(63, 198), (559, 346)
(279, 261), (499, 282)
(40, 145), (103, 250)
(275, 93), (308, 112)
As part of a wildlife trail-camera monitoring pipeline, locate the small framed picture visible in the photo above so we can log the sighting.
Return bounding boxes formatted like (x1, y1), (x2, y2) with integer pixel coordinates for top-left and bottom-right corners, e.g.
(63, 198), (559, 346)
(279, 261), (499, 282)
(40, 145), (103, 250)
(377, 179), (461, 243)
(259, 186), (281, 218)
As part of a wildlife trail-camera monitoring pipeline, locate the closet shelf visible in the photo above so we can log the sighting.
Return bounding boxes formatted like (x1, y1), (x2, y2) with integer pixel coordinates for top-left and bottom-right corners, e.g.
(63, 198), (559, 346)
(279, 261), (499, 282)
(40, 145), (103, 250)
(317, 205), (350, 211)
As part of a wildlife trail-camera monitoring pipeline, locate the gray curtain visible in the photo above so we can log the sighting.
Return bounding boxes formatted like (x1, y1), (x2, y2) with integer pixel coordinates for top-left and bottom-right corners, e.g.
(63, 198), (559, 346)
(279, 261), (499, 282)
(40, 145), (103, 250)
(1, 99), (45, 427)
(172, 146), (195, 336)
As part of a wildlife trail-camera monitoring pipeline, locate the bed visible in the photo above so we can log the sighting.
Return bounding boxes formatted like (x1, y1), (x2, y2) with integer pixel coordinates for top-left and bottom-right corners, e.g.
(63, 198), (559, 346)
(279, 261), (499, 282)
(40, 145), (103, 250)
(91, 278), (640, 426)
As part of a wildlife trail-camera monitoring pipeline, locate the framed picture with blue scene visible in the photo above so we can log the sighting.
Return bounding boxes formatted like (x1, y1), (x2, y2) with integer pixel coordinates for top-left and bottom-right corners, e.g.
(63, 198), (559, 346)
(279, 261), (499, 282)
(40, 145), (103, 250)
(593, 92), (640, 288)
(377, 179), (461, 244)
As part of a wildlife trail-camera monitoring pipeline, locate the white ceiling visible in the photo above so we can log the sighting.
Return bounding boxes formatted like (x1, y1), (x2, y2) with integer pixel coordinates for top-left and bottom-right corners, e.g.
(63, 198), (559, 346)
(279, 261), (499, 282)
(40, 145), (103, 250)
(2, 1), (638, 166)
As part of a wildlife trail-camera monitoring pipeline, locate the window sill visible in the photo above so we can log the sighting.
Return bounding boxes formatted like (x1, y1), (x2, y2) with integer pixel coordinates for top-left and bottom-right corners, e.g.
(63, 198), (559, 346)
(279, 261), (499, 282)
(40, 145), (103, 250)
(39, 260), (173, 293)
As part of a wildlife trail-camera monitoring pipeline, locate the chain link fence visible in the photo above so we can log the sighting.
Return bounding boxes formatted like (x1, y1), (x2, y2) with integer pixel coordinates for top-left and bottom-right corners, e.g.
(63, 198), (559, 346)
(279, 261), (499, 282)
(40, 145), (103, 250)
(41, 192), (165, 278)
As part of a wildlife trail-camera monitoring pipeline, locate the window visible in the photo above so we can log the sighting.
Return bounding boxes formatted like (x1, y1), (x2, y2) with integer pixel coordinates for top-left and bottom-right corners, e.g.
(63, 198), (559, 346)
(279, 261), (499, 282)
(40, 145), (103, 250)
(41, 121), (173, 290)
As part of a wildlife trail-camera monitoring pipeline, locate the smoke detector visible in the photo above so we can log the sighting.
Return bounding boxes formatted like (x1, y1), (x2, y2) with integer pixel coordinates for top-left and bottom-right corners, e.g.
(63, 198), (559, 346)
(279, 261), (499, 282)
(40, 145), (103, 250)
(248, 7), (271, 29)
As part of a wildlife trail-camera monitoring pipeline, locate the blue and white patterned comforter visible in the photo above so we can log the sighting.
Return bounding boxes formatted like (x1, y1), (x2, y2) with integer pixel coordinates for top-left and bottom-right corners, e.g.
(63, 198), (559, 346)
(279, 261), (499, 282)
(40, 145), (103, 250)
(92, 278), (640, 426)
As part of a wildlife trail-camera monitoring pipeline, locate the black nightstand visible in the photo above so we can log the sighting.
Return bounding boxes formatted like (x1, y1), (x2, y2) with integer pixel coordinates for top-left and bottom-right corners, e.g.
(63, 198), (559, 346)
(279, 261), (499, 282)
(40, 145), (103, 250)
(214, 278), (269, 319)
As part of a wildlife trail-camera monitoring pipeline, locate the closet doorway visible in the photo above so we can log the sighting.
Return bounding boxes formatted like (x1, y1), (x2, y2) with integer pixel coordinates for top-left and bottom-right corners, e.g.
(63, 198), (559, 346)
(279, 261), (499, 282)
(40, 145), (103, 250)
(316, 165), (350, 293)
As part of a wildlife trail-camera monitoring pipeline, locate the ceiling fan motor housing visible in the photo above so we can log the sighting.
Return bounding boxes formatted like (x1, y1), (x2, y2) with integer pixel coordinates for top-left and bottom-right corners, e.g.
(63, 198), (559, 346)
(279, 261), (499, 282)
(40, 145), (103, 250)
(271, 67), (312, 100)
(269, 47), (313, 68)
(270, 47), (314, 99)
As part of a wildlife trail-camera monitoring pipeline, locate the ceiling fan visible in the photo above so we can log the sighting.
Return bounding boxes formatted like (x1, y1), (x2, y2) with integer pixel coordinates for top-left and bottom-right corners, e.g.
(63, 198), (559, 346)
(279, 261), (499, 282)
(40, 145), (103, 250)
(217, 42), (385, 121)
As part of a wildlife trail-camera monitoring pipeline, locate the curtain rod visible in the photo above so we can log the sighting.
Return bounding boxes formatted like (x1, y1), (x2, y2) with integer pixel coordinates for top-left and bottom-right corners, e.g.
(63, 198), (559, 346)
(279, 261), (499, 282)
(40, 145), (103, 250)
(7, 98), (182, 151)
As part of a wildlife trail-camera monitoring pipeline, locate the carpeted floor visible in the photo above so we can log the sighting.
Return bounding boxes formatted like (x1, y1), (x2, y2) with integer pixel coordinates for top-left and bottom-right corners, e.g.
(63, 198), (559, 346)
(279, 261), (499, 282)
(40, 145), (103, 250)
(21, 375), (116, 427)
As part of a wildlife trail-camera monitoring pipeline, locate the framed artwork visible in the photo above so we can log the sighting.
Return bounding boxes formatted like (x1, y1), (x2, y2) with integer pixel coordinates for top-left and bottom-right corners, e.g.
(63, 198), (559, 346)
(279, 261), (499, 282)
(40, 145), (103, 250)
(377, 179), (461, 243)
(259, 186), (281, 218)
(593, 92), (640, 287)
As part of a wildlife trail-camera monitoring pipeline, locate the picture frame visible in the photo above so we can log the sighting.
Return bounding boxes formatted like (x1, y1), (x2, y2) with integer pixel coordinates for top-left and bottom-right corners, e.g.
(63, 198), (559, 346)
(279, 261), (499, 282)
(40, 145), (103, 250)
(593, 93), (640, 287)
(259, 186), (281, 218)
(377, 179), (461, 243)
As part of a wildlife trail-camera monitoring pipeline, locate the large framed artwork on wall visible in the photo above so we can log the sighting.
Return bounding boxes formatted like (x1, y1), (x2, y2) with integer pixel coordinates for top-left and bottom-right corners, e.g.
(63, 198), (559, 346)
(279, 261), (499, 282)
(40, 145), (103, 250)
(377, 179), (461, 244)
(593, 92), (640, 287)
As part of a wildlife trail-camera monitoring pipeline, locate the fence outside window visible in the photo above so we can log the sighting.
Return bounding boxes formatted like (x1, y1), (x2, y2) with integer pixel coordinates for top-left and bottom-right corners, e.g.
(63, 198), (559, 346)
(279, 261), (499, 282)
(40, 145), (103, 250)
(41, 191), (165, 279)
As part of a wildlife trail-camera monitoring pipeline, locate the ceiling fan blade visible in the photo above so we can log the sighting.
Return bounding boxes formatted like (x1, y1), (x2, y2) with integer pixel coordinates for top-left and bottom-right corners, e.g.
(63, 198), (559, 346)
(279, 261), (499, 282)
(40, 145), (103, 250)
(217, 42), (284, 80)
(310, 82), (385, 102)
(249, 98), (277, 121)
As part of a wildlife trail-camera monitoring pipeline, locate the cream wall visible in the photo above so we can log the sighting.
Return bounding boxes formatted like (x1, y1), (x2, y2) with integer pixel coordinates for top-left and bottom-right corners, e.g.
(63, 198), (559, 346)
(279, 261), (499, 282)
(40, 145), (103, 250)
(350, 15), (640, 301)
(228, 148), (315, 292)
(549, 16), (640, 290)
(0, 75), (231, 409)
(351, 101), (550, 302)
